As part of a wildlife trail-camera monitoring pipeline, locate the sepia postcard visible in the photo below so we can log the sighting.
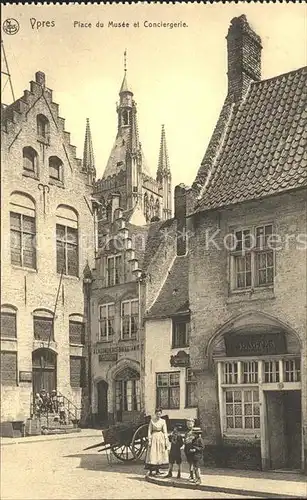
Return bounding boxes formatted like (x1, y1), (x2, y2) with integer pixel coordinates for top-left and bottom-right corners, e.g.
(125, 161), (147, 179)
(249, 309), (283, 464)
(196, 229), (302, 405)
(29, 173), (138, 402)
(1, 2), (307, 500)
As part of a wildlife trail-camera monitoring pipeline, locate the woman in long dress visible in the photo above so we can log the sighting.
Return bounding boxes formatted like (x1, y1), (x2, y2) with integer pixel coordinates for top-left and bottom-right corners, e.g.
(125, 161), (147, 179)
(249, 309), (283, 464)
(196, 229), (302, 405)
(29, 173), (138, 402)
(145, 408), (169, 476)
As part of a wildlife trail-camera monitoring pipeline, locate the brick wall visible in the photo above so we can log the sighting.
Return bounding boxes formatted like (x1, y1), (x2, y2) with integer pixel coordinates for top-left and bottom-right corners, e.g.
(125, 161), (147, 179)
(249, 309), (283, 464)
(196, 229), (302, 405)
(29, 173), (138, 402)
(1, 73), (95, 422)
(189, 189), (307, 467)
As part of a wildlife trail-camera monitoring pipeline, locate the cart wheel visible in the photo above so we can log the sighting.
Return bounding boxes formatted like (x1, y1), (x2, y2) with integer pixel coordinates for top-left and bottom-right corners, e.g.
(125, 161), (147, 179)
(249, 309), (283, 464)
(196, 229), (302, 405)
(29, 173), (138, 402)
(131, 424), (148, 460)
(110, 444), (136, 462)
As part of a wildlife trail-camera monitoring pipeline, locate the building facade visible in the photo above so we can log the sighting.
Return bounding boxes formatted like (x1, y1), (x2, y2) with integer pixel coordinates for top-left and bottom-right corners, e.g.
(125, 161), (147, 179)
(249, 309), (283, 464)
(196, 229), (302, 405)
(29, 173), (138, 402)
(188, 16), (307, 472)
(89, 69), (173, 425)
(1, 71), (95, 424)
(144, 185), (197, 422)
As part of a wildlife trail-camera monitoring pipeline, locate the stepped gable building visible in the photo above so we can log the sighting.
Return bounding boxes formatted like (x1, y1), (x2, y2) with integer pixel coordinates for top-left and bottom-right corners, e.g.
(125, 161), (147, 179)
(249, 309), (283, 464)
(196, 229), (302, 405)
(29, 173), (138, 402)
(89, 66), (174, 426)
(1, 71), (95, 430)
(93, 66), (172, 225)
(188, 15), (307, 472)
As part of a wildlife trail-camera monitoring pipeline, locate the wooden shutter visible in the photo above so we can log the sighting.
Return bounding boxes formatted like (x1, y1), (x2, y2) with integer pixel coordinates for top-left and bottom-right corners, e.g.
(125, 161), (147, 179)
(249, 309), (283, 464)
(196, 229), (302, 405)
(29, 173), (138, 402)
(1, 313), (17, 338)
(1, 351), (17, 385)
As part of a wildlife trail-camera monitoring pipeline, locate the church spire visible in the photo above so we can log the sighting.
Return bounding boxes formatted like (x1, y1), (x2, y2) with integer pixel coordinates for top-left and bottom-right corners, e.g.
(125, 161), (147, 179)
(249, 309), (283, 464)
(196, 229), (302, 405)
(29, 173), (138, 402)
(83, 118), (96, 183)
(119, 49), (133, 95)
(157, 124), (172, 220)
(157, 124), (171, 182)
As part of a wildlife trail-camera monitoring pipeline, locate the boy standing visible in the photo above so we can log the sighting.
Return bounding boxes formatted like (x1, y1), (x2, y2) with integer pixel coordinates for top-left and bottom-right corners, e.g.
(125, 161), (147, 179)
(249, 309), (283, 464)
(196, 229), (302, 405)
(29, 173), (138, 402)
(188, 428), (204, 485)
(184, 418), (196, 481)
(165, 427), (183, 478)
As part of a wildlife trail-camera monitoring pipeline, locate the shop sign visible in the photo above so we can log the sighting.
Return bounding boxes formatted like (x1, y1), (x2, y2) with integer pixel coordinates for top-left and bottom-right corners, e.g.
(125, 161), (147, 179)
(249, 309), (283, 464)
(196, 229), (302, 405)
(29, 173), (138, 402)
(98, 353), (118, 362)
(170, 350), (190, 367)
(19, 371), (32, 382)
(225, 332), (287, 357)
(93, 343), (140, 355)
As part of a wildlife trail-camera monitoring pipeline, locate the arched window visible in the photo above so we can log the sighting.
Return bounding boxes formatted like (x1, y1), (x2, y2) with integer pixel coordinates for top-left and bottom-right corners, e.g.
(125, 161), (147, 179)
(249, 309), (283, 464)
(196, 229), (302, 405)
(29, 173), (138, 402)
(33, 309), (54, 342)
(149, 195), (154, 221)
(143, 192), (149, 221)
(23, 146), (38, 174)
(56, 205), (78, 276)
(37, 114), (50, 141)
(49, 156), (63, 182)
(10, 192), (36, 269)
(122, 109), (129, 126)
(1, 305), (17, 339)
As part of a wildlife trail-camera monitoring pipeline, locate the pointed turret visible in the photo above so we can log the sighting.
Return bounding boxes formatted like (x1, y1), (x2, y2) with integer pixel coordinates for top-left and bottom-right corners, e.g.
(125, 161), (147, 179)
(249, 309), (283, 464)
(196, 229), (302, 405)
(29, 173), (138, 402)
(157, 124), (171, 183)
(83, 118), (96, 184)
(157, 125), (172, 220)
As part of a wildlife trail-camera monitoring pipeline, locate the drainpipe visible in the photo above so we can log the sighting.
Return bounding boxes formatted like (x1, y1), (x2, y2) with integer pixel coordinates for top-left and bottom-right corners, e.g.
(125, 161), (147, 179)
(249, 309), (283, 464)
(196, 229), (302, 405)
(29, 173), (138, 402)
(83, 266), (93, 427)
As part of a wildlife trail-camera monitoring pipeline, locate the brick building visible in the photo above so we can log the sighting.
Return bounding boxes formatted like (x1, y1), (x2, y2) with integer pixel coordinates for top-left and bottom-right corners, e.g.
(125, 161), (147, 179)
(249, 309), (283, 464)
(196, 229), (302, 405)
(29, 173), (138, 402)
(1, 71), (95, 426)
(188, 16), (307, 472)
(89, 68), (173, 425)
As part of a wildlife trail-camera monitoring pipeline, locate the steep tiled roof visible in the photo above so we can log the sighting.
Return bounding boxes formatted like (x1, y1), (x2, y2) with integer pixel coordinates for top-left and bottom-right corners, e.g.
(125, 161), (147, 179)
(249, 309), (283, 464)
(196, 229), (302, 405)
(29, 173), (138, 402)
(146, 255), (189, 318)
(142, 218), (176, 271)
(194, 67), (307, 212)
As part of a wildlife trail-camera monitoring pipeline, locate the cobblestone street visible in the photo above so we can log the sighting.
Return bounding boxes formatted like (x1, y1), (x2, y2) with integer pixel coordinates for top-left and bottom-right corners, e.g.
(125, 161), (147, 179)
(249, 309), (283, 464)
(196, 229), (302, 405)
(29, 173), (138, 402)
(1, 436), (251, 500)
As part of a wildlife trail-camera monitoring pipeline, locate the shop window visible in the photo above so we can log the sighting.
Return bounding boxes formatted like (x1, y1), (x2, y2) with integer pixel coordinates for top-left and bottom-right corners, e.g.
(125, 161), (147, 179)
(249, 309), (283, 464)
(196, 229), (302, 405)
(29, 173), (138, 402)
(264, 361), (280, 383)
(284, 359), (300, 382)
(99, 303), (115, 341)
(121, 299), (138, 340)
(107, 255), (122, 286)
(224, 362), (238, 384)
(49, 156), (63, 182)
(1, 351), (17, 385)
(230, 224), (274, 291)
(69, 320), (85, 345)
(37, 114), (50, 141)
(10, 192), (36, 269)
(225, 389), (260, 431)
(56, 205), (78, 277)
(185, 368), (197, 408)
(70, 356), (86, 388)
(156, 372), (180, 409)
(33, 310), (54, 342)
(0, 306), (17, 339)
(115, 378), (140, 412)
(172, 318), (190, 348)
(23, 146), (38, 174)
(242, 361), (258, 384)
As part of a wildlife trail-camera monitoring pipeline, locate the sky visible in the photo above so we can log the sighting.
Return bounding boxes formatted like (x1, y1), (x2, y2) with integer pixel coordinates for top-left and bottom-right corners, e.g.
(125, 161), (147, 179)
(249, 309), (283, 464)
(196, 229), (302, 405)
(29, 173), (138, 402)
(2, 2), (306, 188)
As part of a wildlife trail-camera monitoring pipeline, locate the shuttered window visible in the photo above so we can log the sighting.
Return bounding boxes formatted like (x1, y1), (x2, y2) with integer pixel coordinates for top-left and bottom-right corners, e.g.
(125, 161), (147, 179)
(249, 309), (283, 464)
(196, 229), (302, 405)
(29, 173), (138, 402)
(1, 351), (17, 385)
(34, 317), (54, 342)
(69, 321), (85, 345)
(70, 356), (86, 388)
(1, 312), (17, 338)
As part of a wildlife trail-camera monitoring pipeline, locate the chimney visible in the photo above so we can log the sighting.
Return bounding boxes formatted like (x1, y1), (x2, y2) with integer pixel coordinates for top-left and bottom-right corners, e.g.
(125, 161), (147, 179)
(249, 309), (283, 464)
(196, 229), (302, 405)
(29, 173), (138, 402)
(175, 184), (188, 257)
(226, 15), (262, 101)
(35, 71), (46, 87)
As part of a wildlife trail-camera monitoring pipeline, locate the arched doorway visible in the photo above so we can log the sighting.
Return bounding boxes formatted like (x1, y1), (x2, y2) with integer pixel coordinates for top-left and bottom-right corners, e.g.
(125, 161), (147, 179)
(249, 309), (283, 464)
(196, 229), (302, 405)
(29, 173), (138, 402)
(114, 367), (140, 423)
(32, 349), (57, 396)
(97, 380), (108, 425)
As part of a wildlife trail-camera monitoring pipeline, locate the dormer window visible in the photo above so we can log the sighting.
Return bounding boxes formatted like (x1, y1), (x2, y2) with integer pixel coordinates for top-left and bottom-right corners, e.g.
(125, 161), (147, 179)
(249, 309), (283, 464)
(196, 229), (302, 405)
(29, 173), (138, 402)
(49, 156), (63, 183)
(37, 114), (50, 142)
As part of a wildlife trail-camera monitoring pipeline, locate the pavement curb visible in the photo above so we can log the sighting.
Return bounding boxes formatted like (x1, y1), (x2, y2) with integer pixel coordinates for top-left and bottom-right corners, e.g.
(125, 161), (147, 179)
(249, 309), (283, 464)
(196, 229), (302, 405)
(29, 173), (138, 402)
(1, 432), (101, 446)
(145, 475), (307, 499)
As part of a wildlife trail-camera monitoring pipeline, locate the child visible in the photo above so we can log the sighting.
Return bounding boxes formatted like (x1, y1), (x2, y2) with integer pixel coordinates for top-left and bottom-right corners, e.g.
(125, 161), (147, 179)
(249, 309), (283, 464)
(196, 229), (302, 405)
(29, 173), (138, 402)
(184, 418), (196, 481)
(165, 427), (183, 478)
(188, 427), (204, 485)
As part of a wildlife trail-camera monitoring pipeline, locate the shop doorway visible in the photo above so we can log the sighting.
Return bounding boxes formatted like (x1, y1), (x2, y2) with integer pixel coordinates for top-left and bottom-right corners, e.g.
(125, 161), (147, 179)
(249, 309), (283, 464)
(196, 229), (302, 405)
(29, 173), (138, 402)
(32, 349), (57, 396)
(266, 390), (301, 470)
(97, 380), (108, 425)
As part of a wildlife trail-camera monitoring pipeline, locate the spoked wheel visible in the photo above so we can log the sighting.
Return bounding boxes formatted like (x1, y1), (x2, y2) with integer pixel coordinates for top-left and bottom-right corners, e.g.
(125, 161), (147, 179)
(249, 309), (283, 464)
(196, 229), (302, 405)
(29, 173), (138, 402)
(131, 424), (148, 460)
(110, 444), (137, 462)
